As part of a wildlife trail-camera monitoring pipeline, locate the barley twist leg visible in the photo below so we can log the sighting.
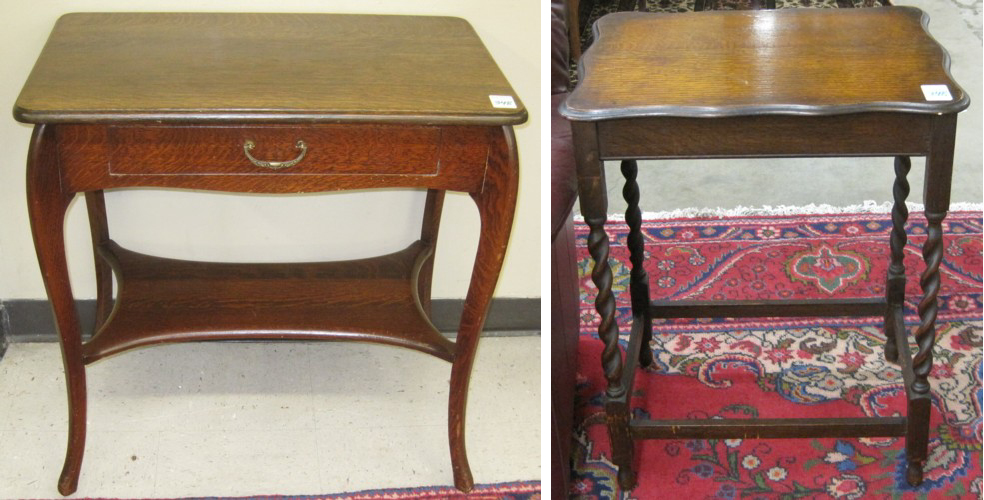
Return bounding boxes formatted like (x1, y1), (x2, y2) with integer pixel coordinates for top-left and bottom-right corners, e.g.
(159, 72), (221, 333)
(620, 160), (653, 368)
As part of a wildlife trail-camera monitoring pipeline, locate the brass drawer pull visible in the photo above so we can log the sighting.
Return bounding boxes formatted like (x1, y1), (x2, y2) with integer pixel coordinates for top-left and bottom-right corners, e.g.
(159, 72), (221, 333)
(243, 140), (308, 169)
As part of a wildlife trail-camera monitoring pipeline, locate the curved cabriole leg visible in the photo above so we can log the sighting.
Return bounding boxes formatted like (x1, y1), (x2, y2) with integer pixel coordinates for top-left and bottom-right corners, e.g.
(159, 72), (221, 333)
(884, 156), (911, 363)
(85, 191), (113, 333)
(620, 160), (653, 368)
(906, 114), (956, 486)
(448, 126), (519, 492)
(418, 189), (446, 317)
(27, 125), (87, 496)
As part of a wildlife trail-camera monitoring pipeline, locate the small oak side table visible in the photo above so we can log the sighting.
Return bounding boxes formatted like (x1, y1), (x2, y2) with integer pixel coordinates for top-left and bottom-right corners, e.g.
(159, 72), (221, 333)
(560, 7), (968, 489)
(14, 13), (526, 495)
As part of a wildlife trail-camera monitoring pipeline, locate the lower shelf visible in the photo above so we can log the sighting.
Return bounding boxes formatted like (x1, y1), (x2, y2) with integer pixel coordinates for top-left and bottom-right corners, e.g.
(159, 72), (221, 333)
(81, 240), (455, 363)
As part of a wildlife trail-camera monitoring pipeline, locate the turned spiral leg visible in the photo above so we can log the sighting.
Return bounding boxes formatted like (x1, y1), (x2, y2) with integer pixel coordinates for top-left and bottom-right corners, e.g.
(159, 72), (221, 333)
(905, 113), (957, 486)
(905, 210), (946, 485)
(586, 213), (637, 489)
(620, 160), (654, 368)
(572, 121), (636, 490)
(585, 215), (625, 397)
(884, 156), (911, 363)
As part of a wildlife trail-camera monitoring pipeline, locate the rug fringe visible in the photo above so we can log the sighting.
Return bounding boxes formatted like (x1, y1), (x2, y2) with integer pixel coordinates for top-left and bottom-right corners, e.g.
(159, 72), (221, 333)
(573, 201), (984, 221)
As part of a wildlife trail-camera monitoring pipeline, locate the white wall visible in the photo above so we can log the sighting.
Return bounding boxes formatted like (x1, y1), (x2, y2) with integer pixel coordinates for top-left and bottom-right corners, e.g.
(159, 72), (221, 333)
(0, 1), (541, 301)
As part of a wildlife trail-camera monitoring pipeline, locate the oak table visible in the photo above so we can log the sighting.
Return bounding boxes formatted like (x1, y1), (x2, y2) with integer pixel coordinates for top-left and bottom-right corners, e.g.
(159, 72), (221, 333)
(560, 6), (968, 489)
(14, 13), (526, 496)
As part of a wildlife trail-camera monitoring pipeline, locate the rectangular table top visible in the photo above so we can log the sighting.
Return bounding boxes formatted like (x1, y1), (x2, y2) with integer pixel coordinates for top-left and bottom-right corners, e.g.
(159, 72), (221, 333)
(561, 7), (968, 121)
(14, 12), (526, 125)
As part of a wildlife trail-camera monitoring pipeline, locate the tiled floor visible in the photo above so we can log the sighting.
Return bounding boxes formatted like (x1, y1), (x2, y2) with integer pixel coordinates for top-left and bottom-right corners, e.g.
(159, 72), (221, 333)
(0, 337), (540, 498)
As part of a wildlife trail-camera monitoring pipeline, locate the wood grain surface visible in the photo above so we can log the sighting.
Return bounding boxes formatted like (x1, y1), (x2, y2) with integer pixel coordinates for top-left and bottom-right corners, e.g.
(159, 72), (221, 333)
(447, 126), (520, 492)
(27, 124), (88, 496)
(566, 7), (967, 489)
(20, 12), (525, 495)
(83, 240), (455, 363)
(562, 7), (969, 120)
(109, 125), (442, 175)
(54, 124), (492, 193)
(596, 113), (935, 159)
(14, 13), (527, 125)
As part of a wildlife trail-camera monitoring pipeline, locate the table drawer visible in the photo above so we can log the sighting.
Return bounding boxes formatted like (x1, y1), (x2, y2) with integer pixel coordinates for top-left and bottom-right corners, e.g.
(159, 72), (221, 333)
(56, 124), (493, 193)
(109, 125), (442, 175)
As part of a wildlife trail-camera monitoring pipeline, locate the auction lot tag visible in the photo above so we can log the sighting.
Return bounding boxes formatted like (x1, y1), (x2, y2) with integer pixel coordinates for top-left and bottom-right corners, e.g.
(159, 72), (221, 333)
(489, 95), (517, 109)
(921, 84), (953, 101)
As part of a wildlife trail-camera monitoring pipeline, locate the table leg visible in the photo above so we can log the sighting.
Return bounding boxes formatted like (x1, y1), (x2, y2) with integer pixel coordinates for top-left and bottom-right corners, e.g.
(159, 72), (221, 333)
(85, 191), (113, 333)
(620, 160), (653, 368)
(906, 114), (957, 486)
(418, 189), (446, 317)
(27, 124), (88, 496)
(448, 126), (519, 492)
(566, 0), (582, 61)
(572, 122), (636, 489)
(884, 156), (911, 363)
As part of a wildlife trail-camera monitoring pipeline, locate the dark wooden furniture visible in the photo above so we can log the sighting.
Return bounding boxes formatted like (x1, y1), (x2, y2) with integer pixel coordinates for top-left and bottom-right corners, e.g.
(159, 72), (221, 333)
(14, 13), (526, 496)
(695, 0), (776, 10)
(560, 7), (968, 489)
(550, 2), (580, 498)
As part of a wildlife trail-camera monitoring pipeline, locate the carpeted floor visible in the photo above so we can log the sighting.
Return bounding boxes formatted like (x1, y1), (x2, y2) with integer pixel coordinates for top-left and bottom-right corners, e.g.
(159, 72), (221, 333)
(571, 211), (982, 498)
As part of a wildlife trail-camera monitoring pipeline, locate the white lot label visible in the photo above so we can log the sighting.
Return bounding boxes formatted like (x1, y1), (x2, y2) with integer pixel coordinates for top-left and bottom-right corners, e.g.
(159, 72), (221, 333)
(921, 85), (953, 101)
(489, 95), (517, 109)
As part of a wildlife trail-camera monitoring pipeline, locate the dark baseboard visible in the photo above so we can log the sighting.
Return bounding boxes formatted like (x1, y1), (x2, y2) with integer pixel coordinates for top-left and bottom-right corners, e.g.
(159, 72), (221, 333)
(0, 297), (540, 343)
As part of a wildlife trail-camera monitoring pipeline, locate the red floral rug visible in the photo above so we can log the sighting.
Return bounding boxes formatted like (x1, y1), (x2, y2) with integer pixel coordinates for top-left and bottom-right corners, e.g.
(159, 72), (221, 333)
(571, 211), (982, 499)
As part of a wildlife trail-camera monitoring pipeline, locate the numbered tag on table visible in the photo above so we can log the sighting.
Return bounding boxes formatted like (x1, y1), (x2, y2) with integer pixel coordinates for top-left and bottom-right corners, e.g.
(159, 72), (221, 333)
(489, 95), (517, 109)
(921, 85), (953, 101)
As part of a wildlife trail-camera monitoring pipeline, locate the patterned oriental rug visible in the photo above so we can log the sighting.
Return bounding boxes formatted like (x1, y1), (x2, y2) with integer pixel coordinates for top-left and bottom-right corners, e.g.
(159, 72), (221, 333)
(571, 211), (982, 499)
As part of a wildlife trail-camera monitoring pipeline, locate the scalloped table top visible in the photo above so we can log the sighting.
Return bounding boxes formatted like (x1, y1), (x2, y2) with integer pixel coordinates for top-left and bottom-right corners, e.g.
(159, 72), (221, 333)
(561, 7), (969, 121)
